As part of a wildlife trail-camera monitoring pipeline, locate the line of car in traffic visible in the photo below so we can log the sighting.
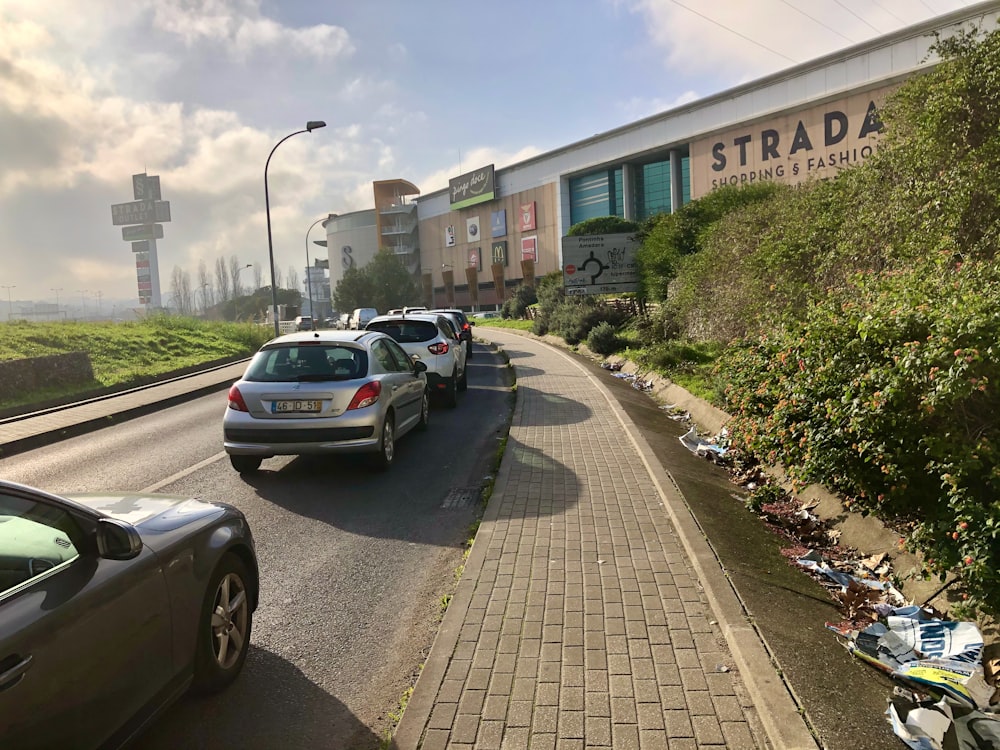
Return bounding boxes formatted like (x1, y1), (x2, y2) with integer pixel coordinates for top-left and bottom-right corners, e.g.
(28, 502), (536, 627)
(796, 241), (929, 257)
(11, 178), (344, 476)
(0, 306), (481, 749)
(223, 307), (476, 474)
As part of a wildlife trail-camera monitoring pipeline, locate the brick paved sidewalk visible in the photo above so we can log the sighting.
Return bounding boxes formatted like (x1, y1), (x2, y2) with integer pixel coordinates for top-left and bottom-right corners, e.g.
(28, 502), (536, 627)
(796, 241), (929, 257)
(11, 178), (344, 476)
(396, 331), (817, 750)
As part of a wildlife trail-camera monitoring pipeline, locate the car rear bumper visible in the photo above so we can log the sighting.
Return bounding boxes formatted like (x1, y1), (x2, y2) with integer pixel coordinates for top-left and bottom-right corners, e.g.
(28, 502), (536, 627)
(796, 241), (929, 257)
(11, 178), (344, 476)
(223, 426), (379, 456)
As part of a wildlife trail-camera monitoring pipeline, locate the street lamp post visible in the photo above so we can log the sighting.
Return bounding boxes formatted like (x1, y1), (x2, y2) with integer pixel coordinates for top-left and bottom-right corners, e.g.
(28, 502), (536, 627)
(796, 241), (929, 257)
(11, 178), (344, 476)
(265, 121), (327, 337)
(1, 285), (14, 321)
(234, 263), (252, 295)
(51, 288), (63, 318)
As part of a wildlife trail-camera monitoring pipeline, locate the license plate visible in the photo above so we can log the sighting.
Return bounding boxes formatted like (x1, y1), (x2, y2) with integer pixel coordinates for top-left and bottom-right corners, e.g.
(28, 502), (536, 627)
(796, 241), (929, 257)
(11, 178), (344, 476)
(272, 399), (321, 413)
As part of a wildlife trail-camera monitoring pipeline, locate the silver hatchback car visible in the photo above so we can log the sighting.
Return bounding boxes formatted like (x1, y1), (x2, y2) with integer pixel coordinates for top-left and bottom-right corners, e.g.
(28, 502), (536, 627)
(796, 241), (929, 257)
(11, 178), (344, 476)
(223, 330), (429, 473)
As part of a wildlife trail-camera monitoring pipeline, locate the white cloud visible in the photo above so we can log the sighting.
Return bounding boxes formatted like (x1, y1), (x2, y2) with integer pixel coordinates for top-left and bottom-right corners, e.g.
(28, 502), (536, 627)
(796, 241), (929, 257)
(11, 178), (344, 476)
(619, 90), (701, 123)
(152, 0), (353, 61)
(620, 0), (966, 80)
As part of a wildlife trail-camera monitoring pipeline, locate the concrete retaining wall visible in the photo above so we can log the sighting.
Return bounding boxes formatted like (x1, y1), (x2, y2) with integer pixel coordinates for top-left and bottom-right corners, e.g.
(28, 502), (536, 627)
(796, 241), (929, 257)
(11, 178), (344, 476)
(0, 352), (94, 401)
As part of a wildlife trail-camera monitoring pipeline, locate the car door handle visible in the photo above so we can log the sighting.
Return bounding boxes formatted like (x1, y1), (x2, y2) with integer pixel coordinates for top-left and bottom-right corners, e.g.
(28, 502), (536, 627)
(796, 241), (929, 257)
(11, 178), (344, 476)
(0, 654), (32, 692)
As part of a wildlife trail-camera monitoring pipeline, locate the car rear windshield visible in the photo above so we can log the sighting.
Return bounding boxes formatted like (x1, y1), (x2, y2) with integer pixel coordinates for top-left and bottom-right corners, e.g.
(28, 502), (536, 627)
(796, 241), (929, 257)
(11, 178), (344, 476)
(367, 319), (438, 343)
(244, 344), (368, 382)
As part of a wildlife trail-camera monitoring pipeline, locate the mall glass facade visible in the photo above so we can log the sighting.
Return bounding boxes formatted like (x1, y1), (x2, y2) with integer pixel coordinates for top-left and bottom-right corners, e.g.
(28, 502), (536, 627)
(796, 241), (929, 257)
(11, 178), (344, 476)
(569, 154), (690, 225)
(569, 168), (624, 224)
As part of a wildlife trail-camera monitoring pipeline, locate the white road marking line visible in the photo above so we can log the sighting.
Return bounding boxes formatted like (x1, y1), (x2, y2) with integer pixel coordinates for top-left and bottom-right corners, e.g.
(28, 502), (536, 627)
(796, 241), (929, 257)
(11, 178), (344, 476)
(141, 452), (227, 493)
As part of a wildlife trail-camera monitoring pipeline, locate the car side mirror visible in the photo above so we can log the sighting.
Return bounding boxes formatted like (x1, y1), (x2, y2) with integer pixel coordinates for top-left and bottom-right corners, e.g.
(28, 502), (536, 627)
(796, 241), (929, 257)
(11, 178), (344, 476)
(96, 518), (143, 560)
(412, 359), (428, 374)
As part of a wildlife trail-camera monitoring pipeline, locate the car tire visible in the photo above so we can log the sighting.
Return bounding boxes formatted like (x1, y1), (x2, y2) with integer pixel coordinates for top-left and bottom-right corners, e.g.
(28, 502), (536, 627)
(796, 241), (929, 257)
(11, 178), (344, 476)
(371, 412), (395, 470)
(229, 455), (262, 474)
(466, 341), (473, 361)
(458, 363), (468, 392)
(442, 370), (458, 408)
(192, 552), (253, 694)
(417, 389), (430, 431)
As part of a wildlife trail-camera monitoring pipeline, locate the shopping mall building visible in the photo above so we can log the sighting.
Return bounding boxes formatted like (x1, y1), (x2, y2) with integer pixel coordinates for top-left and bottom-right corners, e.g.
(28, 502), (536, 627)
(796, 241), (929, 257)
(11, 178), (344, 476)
(323, 1), (1000, 310)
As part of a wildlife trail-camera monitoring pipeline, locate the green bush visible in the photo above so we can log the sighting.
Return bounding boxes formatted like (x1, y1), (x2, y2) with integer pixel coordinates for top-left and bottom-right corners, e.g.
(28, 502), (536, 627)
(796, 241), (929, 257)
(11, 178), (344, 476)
(502, 284), (537, 319)
(586, 322), (620, 355)
(719, 261), (1000, 616)
(566, 216), (640, 237)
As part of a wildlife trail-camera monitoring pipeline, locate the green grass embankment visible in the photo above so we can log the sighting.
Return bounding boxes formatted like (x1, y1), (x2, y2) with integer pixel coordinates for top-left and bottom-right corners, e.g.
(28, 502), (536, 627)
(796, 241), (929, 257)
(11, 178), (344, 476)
(1, 316), (271, 410)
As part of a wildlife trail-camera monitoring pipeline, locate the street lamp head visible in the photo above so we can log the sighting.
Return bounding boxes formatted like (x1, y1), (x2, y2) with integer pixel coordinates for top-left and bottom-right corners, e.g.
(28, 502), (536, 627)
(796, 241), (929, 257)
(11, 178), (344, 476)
(306, 121), (327, 132)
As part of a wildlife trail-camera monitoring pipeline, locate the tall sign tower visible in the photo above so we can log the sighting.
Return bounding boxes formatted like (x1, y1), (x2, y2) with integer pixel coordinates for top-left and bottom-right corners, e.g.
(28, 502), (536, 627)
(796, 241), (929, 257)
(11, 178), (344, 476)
(111, 173), (171, 308)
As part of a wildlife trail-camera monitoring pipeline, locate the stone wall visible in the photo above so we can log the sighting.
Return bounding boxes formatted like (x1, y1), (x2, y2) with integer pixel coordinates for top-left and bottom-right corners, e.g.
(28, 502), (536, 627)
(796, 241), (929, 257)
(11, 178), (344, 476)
(0, 352), (95, 401)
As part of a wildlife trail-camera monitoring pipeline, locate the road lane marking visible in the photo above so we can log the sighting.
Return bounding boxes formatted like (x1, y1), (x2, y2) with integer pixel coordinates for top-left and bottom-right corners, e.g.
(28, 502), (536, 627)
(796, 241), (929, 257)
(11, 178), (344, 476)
(141, 451), (227, 493)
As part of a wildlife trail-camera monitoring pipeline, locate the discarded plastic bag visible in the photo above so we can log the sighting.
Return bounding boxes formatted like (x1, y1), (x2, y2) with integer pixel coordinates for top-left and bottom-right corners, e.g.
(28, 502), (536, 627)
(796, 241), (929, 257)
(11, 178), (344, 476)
(888, 694), (1000, 750)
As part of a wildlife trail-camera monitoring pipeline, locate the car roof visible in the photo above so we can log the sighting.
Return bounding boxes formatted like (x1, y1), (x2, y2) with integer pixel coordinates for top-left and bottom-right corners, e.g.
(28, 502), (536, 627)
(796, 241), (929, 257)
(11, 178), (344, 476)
(369, 312), (448, 323)
(262, 330), (384, 348)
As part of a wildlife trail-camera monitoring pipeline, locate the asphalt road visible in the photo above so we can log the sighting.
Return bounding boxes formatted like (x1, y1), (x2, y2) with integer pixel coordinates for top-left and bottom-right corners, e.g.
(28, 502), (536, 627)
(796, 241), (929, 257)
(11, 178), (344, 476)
(0, 345), (513, 750)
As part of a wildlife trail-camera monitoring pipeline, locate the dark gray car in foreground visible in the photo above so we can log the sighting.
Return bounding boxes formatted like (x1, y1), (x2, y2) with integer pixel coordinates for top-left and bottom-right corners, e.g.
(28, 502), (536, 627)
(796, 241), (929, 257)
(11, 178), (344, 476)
(0, 480), (259, 750)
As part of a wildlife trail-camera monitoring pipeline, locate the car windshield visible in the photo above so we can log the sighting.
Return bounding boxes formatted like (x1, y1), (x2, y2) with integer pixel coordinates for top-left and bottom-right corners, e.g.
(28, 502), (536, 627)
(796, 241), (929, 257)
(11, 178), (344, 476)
(368, 319), (438, 343)
(243, 344), (368, 382)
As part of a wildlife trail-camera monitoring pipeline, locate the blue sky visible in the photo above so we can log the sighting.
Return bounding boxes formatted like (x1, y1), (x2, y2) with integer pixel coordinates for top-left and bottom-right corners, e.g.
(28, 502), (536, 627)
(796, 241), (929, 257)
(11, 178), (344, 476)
(0, 0), (980, 311)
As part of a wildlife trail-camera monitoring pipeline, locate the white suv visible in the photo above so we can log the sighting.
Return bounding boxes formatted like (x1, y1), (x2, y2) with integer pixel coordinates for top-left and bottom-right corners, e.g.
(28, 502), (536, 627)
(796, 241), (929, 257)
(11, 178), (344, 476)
(366, 313), (467, 407)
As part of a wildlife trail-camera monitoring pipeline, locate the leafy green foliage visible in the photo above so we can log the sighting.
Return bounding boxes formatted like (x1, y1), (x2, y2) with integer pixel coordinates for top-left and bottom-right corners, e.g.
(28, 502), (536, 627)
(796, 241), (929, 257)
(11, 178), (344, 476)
(332, 249), (420, 314)
(528, 272), (627, 344)
(586, 321), (621, 356)
(501, 284), (537, 319)
(719, 261), (1000, 614)
(623, 25), (1000, 616)
(637, 182), (785, 302)
(566, 216), (639, 236)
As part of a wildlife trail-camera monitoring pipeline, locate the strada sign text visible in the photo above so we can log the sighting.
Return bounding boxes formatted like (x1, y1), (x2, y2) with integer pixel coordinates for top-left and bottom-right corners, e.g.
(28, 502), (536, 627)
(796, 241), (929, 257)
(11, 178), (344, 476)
(690, 85), (894, 197)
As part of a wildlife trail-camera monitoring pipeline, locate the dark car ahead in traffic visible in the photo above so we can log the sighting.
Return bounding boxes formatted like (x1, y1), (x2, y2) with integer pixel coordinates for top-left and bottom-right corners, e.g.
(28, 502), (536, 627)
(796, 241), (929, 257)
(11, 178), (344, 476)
(428, 308), (473, 360)
(0, 480), (258, 750)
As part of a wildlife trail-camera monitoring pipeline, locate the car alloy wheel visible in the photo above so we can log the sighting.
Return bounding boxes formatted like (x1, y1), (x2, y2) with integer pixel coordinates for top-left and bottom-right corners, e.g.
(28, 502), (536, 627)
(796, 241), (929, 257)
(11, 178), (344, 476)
(194, 553), (253, 693)
(372, 413), (395, 470)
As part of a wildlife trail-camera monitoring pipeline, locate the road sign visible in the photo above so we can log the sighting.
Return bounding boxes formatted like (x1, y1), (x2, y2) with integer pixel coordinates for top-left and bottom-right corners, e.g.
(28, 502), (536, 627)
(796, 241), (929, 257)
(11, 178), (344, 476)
(122, 224), (164, 241)
(561, 233), (640, 295)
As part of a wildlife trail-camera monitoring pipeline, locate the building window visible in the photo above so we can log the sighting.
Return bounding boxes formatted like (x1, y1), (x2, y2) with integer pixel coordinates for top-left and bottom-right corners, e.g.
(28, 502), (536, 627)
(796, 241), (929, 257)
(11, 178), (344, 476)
(634, 159), (671, 221)
(569, 168), (623, 225)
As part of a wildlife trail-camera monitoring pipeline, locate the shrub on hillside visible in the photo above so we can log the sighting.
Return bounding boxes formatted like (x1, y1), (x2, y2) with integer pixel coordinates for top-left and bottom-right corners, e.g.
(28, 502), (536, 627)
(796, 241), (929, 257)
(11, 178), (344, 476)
(566, 216), (640, 237)
(719, 261), (1000, 616)
(502, 284), (537, 319)
(586, 322), (620, 355)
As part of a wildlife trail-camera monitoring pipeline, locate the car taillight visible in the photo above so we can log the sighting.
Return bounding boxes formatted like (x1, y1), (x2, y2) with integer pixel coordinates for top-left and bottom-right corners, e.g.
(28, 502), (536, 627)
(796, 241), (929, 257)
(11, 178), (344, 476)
(228, 384), (249, 412)
(428, 342), (449, 355)
(348, 381), (381, 410)
(462, 322), (470, 331)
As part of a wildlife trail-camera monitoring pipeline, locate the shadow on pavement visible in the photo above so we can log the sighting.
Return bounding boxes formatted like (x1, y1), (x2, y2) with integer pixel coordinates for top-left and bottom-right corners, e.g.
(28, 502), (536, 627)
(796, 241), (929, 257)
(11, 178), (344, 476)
(513, 386), (592, 427)
(133, 646), (382, 750)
